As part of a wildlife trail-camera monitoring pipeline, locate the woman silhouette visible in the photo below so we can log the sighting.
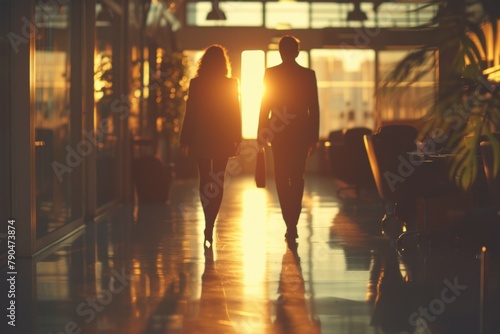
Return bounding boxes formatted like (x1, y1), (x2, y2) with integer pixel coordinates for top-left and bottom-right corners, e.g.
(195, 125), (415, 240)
(180, 45), (242, 247)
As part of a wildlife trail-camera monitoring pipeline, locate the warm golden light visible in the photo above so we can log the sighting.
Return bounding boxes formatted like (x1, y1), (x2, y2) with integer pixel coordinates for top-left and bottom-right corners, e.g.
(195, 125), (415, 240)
(241, 50), (265, 139)
(241, 187), (267, 295)
(267, 50), (309, 68)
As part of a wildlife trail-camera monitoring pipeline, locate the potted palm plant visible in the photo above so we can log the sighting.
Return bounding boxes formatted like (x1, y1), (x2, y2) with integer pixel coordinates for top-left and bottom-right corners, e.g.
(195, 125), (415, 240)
(381, 0), (500, 192)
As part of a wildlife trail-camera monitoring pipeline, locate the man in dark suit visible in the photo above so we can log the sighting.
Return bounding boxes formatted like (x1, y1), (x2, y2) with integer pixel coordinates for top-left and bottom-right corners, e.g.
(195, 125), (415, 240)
(258, 35), (320, 242)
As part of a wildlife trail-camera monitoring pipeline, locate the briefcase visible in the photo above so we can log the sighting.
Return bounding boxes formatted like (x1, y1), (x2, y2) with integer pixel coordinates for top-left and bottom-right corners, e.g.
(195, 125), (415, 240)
(255, 147), (266, 188)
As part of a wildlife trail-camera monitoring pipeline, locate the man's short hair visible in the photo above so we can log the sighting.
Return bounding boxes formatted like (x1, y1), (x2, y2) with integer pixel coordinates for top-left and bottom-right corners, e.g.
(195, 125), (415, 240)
(279, 35), (300, 59)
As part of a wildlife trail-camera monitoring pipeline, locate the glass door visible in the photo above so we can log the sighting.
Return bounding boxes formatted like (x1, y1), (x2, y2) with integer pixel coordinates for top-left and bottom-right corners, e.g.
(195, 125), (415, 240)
(34, 1), (77, 239)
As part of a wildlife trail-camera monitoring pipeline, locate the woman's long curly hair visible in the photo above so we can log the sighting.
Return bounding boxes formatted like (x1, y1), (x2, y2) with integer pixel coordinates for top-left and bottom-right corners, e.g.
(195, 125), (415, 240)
(196, 44), (231, 78)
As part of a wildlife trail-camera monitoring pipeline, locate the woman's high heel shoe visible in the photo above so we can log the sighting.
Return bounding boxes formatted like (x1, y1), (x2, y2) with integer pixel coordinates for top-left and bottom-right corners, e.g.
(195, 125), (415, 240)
(204, 225), (214, 247)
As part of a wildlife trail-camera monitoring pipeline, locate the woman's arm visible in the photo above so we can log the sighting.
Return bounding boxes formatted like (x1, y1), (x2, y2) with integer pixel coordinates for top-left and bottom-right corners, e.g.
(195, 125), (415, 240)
(180, 79), (197, 150)
(232, 78), (242, 144)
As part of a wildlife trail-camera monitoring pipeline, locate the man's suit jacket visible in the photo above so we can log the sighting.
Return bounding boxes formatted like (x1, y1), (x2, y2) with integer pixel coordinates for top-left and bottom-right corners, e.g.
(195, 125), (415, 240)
(180, 76), (241, 158)
(258, 61), (320, 147)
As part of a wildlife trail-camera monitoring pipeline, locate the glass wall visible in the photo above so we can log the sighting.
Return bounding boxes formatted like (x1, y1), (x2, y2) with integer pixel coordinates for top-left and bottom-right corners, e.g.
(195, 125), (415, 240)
(378, 50), (436, 122)
(31, 0), (131, 245)
(311, 49), (376, 137)
(34, 1), (77, 239)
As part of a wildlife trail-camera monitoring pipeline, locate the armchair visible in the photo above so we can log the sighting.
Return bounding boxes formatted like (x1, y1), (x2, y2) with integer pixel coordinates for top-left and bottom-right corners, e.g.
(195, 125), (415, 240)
(363, 125), (419, 238)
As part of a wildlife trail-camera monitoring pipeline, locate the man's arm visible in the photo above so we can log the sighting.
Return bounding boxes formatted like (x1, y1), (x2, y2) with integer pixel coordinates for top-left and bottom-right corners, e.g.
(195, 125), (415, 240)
(180, 79), (197, 154)
(231, 78), (242, 144)
(309, 71), (320, 145)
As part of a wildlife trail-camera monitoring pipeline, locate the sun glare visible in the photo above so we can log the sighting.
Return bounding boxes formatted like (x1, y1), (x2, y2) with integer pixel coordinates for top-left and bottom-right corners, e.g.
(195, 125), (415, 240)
(241, 187), (267, 295)
(241, 50), (265, 139)
(266, 50), (309, 68)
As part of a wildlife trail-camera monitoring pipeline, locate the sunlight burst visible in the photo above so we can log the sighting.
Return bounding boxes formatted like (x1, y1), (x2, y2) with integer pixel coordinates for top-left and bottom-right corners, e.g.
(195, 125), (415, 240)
(241, 50), (265, 139)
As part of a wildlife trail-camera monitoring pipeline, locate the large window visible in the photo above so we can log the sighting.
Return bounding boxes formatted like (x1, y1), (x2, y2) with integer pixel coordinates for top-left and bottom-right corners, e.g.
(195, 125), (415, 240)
(187, 1), (437, 28)
(240, 50), (309, 139)
(378, 50), (436, 122)
(265, 1), (309, 29)
(311, 49), (376, 137)
(186, 1), (263, 27)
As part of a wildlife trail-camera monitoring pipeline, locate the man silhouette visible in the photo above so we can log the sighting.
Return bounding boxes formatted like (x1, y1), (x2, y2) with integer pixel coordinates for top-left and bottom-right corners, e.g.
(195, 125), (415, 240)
(258, 35), (320, 242)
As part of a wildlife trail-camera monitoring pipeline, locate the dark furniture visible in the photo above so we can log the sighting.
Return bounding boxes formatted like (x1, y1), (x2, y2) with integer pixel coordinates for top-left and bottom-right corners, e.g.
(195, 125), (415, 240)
(328, 127), (374, 200)
(363, 125), (419, 238)
(327, 129), (345, 180)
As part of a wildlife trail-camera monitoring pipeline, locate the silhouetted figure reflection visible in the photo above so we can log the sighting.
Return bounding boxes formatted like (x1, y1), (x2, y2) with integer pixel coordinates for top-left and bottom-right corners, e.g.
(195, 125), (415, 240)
(183, 247), (235, 334)
(180, 45), (242, 246)
(273, 243), (321, 333)
(370, 246), (418, 334)
(133, 202), (189, 334)
(186, 246), (235, 333)
(258, 35), (320, 242)
(142, 272), (187, 334)
(133, 203), (169, 296)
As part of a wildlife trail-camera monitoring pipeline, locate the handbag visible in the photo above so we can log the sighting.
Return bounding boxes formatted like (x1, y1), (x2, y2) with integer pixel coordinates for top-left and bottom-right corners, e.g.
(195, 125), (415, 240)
(255, 146), (266, 188)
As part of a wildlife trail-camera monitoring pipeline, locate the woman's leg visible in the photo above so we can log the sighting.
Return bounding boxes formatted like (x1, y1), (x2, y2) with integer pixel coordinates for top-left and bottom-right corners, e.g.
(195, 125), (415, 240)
(197, 157), (228, 244)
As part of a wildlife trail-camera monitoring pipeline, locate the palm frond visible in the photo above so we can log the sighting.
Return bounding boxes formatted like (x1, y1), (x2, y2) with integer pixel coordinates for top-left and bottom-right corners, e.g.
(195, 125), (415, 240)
(379, 0), (500, 191)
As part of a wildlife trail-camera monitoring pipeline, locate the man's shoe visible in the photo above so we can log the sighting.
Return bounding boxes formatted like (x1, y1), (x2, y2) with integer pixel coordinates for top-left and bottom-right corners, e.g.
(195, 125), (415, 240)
(285, 237), (298, 251)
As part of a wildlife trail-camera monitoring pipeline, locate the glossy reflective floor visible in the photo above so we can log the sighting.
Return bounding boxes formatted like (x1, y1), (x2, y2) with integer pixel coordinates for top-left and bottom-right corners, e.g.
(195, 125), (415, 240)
(7, 174), (500, 334)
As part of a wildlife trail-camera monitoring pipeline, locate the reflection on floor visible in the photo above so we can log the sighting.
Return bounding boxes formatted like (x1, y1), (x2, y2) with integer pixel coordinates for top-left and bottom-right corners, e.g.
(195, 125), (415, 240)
(8, 174), (500, 333)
